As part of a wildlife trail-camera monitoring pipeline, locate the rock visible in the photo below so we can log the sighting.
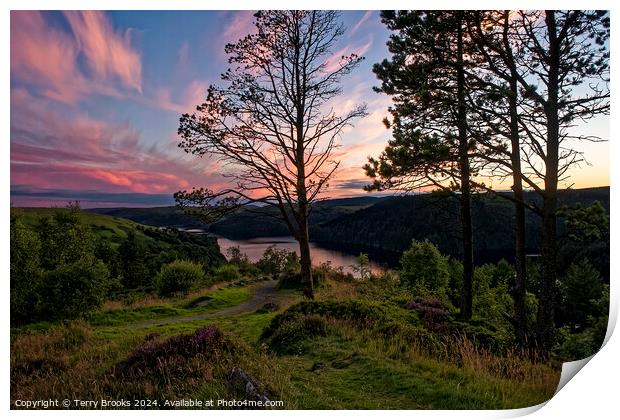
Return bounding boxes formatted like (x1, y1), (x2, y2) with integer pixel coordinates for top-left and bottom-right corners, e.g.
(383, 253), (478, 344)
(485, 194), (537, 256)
(261, 302), (279, 313)
(191, 297), (213, 308)
(229, 367), (271, 404)
(310, 362), (325, 372)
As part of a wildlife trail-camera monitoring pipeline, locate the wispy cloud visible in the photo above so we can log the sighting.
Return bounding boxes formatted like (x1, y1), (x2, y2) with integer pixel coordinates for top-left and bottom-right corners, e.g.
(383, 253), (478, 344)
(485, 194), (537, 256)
(349, 11), (374, 36)
(11, 11), (142, 103)
(64, 11), (142, 93)
(10, 89), (228, 197)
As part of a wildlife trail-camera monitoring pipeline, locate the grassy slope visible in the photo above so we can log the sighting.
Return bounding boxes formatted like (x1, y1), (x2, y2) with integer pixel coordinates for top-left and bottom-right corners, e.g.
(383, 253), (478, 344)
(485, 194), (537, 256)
(10, 279), (560, 409)
(18, 207), (154, 246)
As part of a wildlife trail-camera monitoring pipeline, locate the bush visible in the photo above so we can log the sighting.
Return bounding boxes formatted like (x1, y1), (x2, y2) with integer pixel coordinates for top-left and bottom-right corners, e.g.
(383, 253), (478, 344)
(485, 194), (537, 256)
(446, 258), (463, 307)
(263, 315), (331, 355)
(472, 263), (513, 327)
(42, 257), (111, 320)
(115, 325), (230, 377)
(557, 259), (603, 328)
(118, 231), (150, 290)
(10, 213), (43, 324)
(111, 325), (235, 399)
(256, 246), (297, 276)
(277, 265), (331, 290)
(155, 260), (204, 296)
(406, 297), (452, 331)
(11, 206), (114, 324)
(214, 264), (241, 282)
(400, 240), (449, 297)
(261, 299), (419, 341)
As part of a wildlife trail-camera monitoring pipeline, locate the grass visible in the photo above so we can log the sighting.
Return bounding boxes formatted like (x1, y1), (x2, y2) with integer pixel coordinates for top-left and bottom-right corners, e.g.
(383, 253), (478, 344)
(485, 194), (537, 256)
(17, 208), (151, 246)
(89, 286), (252, 326)
(10, 277), (561, 410)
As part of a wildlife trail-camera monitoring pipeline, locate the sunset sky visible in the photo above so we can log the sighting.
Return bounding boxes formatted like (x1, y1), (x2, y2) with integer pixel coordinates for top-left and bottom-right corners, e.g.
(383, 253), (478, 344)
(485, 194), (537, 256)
(10, 10), (610, 208)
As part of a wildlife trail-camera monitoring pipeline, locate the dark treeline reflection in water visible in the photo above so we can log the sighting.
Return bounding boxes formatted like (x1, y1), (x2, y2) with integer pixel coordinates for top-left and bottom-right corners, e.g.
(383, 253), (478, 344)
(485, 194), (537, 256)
(216, 236), (395, 275)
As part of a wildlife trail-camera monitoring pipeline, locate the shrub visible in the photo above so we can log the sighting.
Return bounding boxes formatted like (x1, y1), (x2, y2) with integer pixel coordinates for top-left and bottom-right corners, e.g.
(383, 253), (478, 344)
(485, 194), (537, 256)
(446, 258), (463, 307)
(10, 213), (43, 324)
(277, 265), (330, 290)
(115, 325), (229, 377)
(557, 259), (603, 328)
(263, 315), (331, 355)
(400, 240), (449, 297)
(42, 257), (111, 320)
(256, 246), (296, 276)
(118, 231), (149, 290)
(111, 326), (235, 399)
(214, 264), (241, 282)
(261, 299), (419, 341)
(472, 263), (513, 327)
(155, 260), (204, 296)
(406, 297), (452, 331)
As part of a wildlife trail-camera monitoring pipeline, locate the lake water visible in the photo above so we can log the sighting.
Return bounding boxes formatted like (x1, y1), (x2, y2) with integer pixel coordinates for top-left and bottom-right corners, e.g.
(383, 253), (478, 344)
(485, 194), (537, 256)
(216, 236), (386, 275)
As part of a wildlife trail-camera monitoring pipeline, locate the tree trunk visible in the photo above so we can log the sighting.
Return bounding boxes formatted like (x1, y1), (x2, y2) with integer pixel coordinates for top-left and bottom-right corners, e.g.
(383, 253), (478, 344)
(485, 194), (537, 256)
(501, 10), (528, 348)
(457, 19), (474, 320)
(297, 207), (314, 299)
(536, 10), (560, 352)
(509, 81), (528, 347)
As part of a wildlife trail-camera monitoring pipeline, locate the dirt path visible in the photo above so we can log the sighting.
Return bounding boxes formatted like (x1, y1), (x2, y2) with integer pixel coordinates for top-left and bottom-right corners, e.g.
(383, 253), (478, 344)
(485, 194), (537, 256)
(126, 280), (280, 329)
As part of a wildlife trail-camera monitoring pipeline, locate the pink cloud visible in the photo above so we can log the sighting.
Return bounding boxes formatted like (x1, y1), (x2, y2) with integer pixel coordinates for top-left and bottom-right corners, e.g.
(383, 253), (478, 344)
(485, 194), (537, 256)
(324, 35), (373, 73)
(152, 80), (208, 114)
(220, 11), (256, 46)
(64, 11), (142, 93)
(11, 11), (142, 103)
(10, 89), (226, 196)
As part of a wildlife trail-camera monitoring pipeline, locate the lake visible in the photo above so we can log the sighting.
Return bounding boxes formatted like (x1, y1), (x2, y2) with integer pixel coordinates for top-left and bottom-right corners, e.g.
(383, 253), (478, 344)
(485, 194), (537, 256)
(216, 236), (386, 275)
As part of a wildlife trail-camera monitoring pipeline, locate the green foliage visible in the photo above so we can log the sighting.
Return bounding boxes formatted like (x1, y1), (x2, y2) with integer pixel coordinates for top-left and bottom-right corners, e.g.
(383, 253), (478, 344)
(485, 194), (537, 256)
(558, 201), (609, 242)
(256, 246), (297, 277)
(446, 258), (463, 307)
(261, 300), (419, 341)
(214, 264), (241, 282)
(118, 231), (150, 289)
(37, 205), (96, 269)
(42, 257), (111, 320)
(400, 240), (449, 298)
(557, 259), (603, 328)
(263, 315), (331, 355)
(10, 212), (43, 324)
(356, 271), (409, 303)
(352, 253), (370, 280)
(11, 206), (112, 324)
(472, 263), (513, 328)
(155, 260), (205, 297)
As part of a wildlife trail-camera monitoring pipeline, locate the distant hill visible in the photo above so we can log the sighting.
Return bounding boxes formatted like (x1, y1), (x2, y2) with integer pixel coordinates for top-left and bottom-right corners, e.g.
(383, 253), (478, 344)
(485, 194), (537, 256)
(311, 187), (610, 265)
(86, 196), (385, 238)
(85, 206), (207, 229)
(83, 187), (609, 268)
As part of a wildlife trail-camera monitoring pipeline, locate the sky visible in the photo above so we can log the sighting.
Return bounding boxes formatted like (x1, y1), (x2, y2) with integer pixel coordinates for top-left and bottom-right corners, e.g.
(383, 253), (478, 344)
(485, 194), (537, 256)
(10, 10), (610, 208)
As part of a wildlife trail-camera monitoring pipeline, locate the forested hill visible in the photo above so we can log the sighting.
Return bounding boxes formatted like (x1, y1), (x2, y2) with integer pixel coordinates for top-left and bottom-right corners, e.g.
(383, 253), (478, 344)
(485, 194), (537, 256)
(87, 196), (384, 236)
(86, 187), (608, 266)
(311, 187), (609, 264)
(85, 206), (208, 229)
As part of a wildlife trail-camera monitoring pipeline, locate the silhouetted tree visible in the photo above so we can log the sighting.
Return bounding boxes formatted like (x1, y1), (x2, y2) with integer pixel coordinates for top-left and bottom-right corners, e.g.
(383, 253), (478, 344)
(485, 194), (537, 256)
(177, 11), (367, 298)
(510, 10), (609, 351)
(365, 11), (478, 318)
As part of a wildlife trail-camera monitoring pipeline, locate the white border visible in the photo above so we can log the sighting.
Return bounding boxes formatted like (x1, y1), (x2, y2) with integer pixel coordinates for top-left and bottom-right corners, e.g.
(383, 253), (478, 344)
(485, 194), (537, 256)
(3, 1), (618, 419)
